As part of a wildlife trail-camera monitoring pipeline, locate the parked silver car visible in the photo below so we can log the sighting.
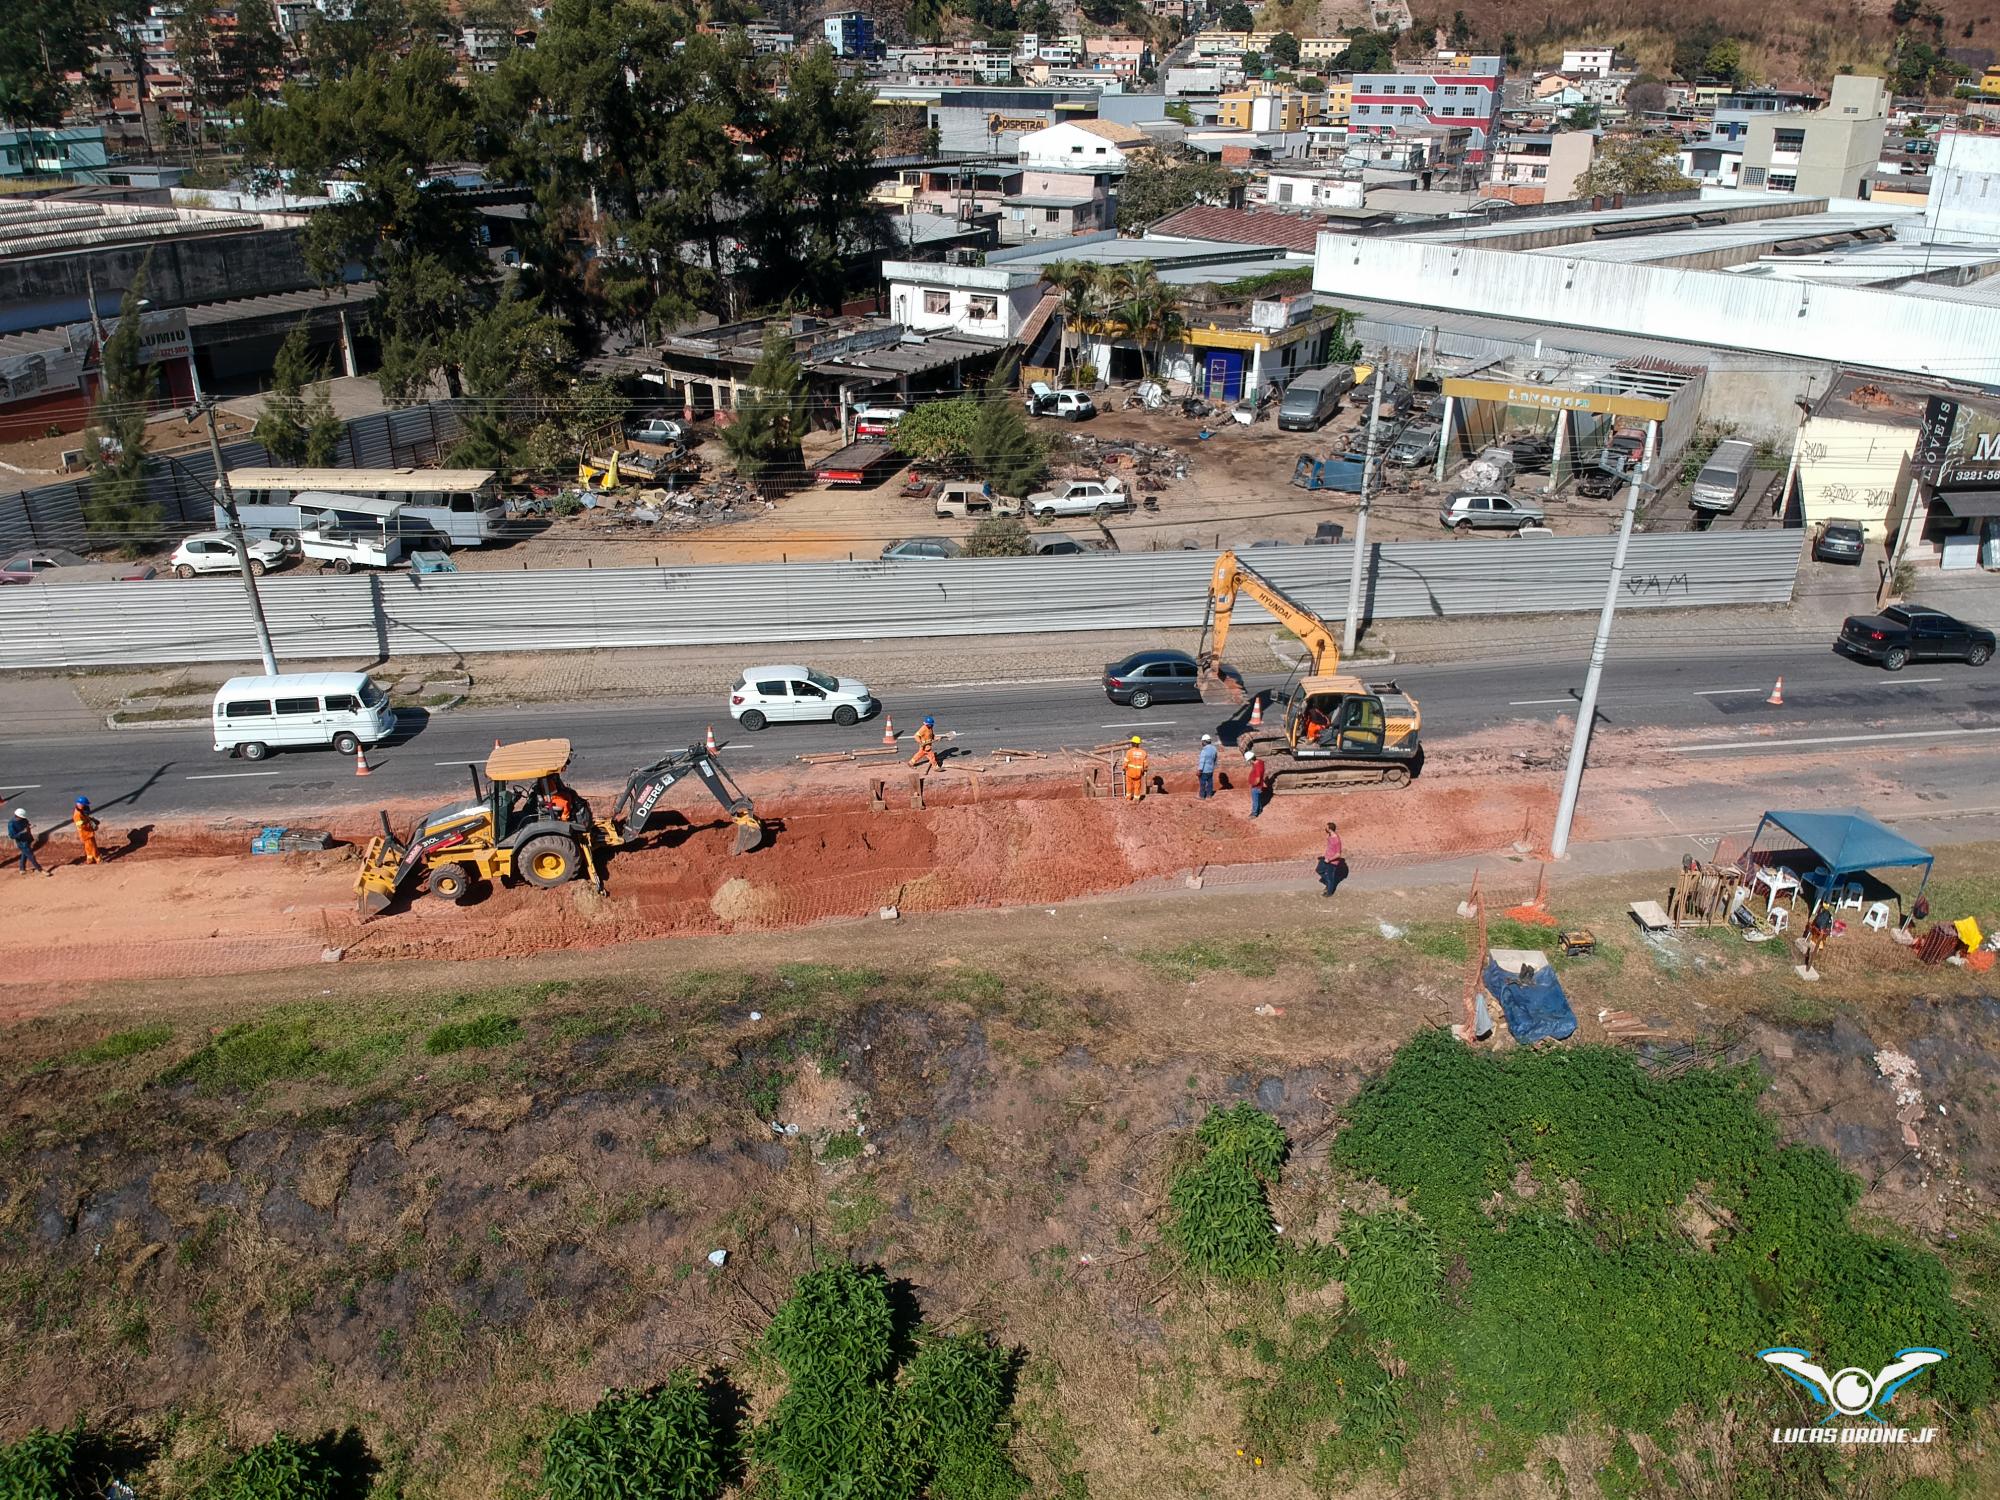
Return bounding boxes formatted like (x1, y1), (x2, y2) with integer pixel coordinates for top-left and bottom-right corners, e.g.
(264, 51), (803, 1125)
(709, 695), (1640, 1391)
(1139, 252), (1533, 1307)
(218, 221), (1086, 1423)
(1439, 493), (1547, 532)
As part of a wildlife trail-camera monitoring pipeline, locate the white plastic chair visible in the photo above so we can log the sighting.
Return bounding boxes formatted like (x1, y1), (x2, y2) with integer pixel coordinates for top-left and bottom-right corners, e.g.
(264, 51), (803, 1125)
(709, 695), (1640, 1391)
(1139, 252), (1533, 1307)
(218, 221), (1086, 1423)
(1838, 883), (1865, 911)
(1863, 903), (1891, 931)
(1770, 909), (1789, 935)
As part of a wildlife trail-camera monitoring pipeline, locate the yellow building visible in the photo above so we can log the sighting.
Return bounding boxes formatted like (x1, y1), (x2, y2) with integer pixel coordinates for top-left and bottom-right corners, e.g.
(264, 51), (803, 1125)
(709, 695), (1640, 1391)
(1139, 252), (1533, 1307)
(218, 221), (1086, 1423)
(1298, 36), (1350, 65)
(1217, 83), (1328, 132)
(1981, 65), (2000, 97)
(1322, 79), (1351, 125)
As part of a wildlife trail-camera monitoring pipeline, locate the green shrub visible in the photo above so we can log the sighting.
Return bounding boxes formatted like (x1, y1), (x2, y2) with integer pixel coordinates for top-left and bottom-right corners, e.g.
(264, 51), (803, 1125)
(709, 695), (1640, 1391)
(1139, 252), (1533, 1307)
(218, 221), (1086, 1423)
(1166, 1103), (1289, 1281)
(424, 1013), (521, 1054)
(753, 1265), (1026, 1500)
(1240, 1315), (1410, 1484)
(756, 1264), (909, 1500)
(900, 1334), (1026, 1500)
(200, 1433), (338, 1500)
(0, 1423), (94, 1499)
(542, 1374), (725, 1500)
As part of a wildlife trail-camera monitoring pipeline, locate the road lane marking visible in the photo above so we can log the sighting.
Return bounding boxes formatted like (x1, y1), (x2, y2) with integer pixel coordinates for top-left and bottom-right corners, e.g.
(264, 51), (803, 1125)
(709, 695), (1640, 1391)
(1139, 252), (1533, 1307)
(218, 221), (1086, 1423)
(185, 770), (282, 780)
(1666, 726), (2000, 755)
(0, 784), (42, 791)
(434, 759), (484, 766)
(1101, 720), (1178, 728)
(1692, 687), (1763, 696)
(1508, 697), (1574, 706)
(1879, 677), (1944, 686)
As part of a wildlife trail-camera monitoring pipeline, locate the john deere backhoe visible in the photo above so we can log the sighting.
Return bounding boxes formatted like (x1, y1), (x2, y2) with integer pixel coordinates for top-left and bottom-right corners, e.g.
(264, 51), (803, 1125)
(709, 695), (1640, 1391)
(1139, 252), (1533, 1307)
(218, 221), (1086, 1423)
(1196, 550), (1422, 791)
(355, 739), (766, 915)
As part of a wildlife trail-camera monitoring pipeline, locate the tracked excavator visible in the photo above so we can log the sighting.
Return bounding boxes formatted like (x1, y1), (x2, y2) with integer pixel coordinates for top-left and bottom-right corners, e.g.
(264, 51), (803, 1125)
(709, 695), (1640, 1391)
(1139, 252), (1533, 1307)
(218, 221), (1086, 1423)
(355, 739), (766, 915)
(1196, 550), (1422, 791)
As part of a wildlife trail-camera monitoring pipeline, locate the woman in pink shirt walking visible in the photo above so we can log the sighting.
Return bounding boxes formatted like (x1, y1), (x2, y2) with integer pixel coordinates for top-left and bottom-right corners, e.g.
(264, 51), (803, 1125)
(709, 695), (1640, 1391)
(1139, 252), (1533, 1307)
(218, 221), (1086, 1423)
(1316, 821), (1347, 897)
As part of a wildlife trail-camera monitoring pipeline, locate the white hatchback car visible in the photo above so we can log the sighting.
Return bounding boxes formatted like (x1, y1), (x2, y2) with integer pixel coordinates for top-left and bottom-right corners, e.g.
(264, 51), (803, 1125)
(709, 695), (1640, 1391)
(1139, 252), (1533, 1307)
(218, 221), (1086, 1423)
(169, 532), (293, 577)
(730, 665), (877, 731)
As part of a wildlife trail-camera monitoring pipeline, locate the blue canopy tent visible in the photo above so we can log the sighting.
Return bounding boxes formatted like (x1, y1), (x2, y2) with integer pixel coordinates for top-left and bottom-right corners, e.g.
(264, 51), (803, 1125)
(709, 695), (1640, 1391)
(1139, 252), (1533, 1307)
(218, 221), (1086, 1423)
(1745, 808), (1934, 912)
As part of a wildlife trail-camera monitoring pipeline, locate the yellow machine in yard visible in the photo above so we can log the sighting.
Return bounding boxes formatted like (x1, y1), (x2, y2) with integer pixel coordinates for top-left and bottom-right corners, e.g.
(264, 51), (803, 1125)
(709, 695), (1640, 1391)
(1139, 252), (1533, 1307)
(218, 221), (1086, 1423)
(355, 738), (765, 915)
(1197, 550), (1423, 790)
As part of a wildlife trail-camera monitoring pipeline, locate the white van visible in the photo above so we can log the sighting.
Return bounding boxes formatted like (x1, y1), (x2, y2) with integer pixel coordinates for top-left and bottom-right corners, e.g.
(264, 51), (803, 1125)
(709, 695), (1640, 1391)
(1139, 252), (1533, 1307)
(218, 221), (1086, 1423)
(212, 672), (397, 760)
(1691, 439), (1757, 514)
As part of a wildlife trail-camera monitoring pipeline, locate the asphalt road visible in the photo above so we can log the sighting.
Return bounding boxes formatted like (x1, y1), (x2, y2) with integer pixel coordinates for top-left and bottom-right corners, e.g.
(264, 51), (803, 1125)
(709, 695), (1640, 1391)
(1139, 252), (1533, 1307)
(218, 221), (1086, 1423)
(4, 638), (1998, 822)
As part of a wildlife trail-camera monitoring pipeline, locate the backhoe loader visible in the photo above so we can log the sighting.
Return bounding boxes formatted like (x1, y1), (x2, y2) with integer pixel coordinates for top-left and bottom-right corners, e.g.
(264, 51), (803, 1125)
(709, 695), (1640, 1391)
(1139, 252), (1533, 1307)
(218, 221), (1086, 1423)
(1196, 550), (1422, 791)
(355, 739), (766, 916)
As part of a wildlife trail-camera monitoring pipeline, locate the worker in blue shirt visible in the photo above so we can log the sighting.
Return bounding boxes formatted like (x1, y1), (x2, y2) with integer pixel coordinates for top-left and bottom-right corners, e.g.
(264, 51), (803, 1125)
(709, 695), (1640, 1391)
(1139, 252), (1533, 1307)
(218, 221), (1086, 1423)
(1196, 734), (1218, 799)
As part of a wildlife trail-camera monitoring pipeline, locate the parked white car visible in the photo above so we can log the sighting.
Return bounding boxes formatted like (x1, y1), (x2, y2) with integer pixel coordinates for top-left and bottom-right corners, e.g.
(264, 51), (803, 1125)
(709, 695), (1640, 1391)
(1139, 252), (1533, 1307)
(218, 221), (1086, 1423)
(169, 531), (292, 578)
(1024, 476), (1129, 519)
(625, 416), (685, 445)
(1024, 384), (1096, 421)
(730, 665), (877, 730)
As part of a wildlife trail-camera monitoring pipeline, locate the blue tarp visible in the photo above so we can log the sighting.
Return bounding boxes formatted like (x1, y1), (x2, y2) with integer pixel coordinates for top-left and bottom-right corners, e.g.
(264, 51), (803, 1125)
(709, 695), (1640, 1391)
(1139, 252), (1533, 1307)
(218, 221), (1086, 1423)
(1482, 958), (1577, 1045)
(1751, 808), (1934, 891)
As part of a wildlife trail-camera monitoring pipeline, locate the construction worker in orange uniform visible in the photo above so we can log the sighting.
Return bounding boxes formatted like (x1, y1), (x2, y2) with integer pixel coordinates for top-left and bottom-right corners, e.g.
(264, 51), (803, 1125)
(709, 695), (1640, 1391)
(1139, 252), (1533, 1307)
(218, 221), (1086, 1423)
(1123, 735), (1149, 801)
(72, 796), (101, 865)
(910, 715), (941, 772)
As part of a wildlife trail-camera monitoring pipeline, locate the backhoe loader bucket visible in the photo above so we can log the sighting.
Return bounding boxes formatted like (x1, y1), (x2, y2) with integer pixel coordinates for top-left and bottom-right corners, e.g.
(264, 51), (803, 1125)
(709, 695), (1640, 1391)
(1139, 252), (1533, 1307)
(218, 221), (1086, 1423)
(731, 812), (768, 856)
(354, 833), (403, 916)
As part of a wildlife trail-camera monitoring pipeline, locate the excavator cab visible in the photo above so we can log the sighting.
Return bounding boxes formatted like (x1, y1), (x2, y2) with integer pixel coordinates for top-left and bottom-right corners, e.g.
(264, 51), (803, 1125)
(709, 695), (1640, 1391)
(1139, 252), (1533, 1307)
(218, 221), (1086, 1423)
(1270, 672), (1421, 787)
(611, 745), (767, 855)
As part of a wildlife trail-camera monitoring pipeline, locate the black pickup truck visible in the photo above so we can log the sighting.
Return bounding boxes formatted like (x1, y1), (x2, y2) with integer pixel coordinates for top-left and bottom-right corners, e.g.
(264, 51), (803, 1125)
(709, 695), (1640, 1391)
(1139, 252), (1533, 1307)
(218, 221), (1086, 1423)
(1837, 604), (1995, 671)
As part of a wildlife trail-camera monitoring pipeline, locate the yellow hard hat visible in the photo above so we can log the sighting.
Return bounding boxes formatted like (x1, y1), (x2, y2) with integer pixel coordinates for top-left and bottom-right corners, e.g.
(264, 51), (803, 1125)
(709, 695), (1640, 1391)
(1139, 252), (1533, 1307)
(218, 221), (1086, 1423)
(1130, 735), (1142, 744)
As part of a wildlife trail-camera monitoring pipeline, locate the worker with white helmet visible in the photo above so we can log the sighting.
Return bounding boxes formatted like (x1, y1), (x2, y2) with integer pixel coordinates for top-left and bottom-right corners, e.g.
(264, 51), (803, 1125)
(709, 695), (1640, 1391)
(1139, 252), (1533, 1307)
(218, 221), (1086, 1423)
(8, 807), (46, 876)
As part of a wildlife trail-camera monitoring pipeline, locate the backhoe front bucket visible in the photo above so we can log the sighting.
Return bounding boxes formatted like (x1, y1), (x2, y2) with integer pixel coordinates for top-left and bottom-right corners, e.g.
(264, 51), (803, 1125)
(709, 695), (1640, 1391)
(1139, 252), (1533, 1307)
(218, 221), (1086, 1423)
(353, 833), (404, 917)
(732, 815), (768, 856)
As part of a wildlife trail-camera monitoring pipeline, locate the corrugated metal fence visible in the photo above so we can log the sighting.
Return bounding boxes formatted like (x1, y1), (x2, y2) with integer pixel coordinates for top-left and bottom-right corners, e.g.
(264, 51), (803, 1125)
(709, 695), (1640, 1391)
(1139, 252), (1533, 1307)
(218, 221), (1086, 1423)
(0, 530), (1802, 670)
(0, 404), (466, 553)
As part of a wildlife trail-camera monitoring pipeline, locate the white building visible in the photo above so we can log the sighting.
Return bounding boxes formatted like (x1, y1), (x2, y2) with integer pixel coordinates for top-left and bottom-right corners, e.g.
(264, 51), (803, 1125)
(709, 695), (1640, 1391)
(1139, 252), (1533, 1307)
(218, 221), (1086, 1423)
(882, 259), (1048, 342)
(1262, 168), (1365, 210)
(1925, 129), (2000, 242)
(1560, 46), (1616, 77)
(1015, 119), (1146, 171)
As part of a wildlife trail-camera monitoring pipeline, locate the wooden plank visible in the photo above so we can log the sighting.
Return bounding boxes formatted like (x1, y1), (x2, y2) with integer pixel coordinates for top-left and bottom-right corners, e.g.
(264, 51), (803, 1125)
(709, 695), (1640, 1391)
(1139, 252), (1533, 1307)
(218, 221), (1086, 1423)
(1629, 899), (1673, 932)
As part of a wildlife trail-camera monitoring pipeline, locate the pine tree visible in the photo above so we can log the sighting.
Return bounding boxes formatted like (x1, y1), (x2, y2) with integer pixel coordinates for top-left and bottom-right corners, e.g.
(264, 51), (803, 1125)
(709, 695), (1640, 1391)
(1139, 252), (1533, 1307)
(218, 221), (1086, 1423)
(85, 272), (162, 555)
(969, 364), (1046, 499)
(721, 327), (809, 492)
(254, 319), (318, 463)
(303, 384), (343, 465)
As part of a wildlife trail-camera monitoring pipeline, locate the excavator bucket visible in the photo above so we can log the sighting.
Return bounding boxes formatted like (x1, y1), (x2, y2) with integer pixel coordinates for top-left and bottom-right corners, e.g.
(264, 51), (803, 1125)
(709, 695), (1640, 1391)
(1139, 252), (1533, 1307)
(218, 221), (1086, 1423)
(732, 813), (768, 856)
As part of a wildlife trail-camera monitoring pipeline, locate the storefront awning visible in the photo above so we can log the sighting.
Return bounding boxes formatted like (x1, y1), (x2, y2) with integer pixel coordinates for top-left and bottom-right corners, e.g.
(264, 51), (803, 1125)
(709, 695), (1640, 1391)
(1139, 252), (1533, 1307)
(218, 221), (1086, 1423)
(1932, 488), (2000, 518)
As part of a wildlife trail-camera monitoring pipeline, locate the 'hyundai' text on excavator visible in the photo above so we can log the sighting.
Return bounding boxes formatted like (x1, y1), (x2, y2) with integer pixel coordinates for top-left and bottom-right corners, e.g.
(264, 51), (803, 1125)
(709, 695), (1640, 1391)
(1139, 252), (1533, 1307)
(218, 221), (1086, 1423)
(1196, 550), (1422, 791)
(355, 738), (766, 915)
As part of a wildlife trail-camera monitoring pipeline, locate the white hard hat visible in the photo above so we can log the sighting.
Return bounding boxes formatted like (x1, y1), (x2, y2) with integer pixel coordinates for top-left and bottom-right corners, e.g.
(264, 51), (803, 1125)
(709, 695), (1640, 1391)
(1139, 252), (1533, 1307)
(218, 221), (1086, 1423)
(11, 808), (22, 817)
(1201, 733), (1211, 742)
(1243, 750), (1255, 762)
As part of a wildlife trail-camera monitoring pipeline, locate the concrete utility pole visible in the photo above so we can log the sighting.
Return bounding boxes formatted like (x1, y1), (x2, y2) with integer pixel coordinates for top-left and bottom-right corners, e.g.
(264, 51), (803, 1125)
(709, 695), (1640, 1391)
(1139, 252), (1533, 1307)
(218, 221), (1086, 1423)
(1549, 452), (1653, 861)
(192, 398), (279, 676)
(1342, 355), (1386, 659)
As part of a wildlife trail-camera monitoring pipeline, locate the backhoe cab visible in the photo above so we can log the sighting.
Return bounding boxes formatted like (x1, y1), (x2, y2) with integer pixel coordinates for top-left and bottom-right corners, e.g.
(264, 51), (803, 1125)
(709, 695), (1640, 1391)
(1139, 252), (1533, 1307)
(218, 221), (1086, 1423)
(354, 738), (766, 916)
(1196, 550), (1423, 791)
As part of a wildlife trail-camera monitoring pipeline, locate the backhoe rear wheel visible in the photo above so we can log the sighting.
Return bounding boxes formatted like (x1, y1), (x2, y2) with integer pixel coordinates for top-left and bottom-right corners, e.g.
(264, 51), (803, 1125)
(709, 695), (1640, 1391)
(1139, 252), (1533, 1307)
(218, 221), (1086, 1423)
(517, 834), (579, 888)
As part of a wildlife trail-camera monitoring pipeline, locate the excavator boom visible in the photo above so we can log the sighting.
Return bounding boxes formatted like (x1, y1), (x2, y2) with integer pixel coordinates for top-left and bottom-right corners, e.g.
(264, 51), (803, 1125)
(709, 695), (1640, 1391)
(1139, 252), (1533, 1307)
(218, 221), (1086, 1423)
(612, 745), (767, 854)
(1198, 550), (1341, 681)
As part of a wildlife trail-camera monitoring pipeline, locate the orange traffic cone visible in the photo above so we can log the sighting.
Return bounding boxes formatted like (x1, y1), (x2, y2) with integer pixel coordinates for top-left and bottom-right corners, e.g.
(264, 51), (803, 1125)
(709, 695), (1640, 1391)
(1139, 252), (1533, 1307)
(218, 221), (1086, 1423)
(705, 724), (719, 754)
(354, 745), (371, 776)
(1249, 694), (1264, 728)
(882, 716), (897, 746)
(493, 736), (501, 750)
(1767, 676), (1785, 706)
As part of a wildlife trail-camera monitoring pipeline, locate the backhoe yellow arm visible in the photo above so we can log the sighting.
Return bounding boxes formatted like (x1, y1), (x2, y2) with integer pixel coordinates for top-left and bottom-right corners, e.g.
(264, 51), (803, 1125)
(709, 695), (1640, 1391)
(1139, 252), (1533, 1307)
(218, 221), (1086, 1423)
(1200, 550), (1342, 679)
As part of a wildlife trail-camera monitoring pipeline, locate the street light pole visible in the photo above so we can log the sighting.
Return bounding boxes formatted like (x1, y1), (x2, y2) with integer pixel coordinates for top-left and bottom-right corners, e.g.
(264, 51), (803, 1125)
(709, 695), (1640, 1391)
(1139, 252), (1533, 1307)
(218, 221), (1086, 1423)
(192, 397), (279, 676)
(1549, 452), (1653, 860)
(1341, 353), (1385, 659)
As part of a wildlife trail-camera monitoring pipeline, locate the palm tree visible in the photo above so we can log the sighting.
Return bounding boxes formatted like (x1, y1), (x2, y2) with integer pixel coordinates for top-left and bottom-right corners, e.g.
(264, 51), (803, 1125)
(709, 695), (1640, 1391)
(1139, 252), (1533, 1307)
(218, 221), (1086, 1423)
(1106, 261), (1184, 382)
(1044, 260), (1106, 386)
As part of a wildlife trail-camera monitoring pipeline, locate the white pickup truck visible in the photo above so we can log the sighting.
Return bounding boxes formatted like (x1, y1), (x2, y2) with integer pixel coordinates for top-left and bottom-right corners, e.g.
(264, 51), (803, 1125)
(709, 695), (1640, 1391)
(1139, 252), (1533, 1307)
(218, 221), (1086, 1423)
(299, 526), (408, 573)
(1023, 476), (1130, 519)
